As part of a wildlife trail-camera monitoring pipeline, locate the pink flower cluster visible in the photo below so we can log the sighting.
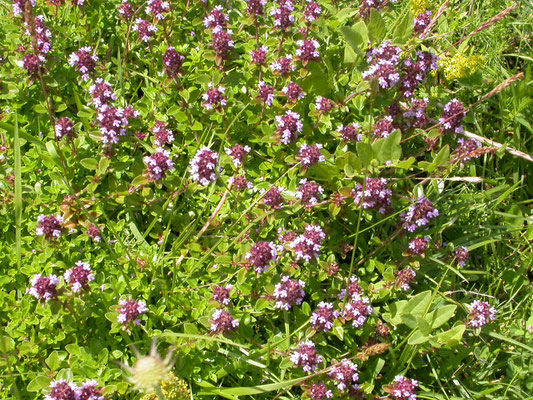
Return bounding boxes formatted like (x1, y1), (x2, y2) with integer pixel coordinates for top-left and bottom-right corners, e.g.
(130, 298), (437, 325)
(246, 241), (280, 273)
(27, 274), (59, 301)
(276, 110), (303, 144)
(202, 83), (227, 110)
(64, 261), (94, 293)
(212, 284), (233, 306)
(466, 300), (497, 328)
(401, 197), (439, 232)
(163, 47), (185, 77)
(117, 298), (147, 326)
(342, 293), (373, 327)
(36, 214), (64, 239)
(289, 225), (326, 262)
(310, 302), (339, 332)
(144, 148), (175, 181)
(189, 146), (219, 185)
(69, 47), (98, 81)
(258, 81), (275, 106)
(263, 186), (285, 209)
(308, 382), (333, 400)
(328, 359), (359, 391)
(210, 309), (239, 334)
(440, 98), (466, 134)
(389, 375), (419, 400)
(44, 379), (103, 400)
(55, 117), (75, 140)
(455, 138), (482, 162)
(89, 78), (117, 109)
(290, 340), (323, 372)
(225, 144), (251, 167)
(454, 246), (469, 266)
(270, 0), (295, 30)
(152, 120), (175, 147)
(282, 81), (305, 103)
(97, 105), (139, 144)
(363, 41), (403, 89)
(273, 275), (305, 310)
(133, 18), (158, 42)
(145, 0), (170, 20)
(352, 178), (393, 214)
(296, 179), (324, 206)
(408, 236), (430, 256)
(395, 268), (417, 291)
(337, 123), (362, 142)
(299, 144), (325, 168)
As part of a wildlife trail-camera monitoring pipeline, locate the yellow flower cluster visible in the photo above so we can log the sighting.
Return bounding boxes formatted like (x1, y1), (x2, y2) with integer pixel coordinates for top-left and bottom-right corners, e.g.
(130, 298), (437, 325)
(140, 372), (190, 400)
(439, 53), (485, 81)
(410, 0), (431, 16)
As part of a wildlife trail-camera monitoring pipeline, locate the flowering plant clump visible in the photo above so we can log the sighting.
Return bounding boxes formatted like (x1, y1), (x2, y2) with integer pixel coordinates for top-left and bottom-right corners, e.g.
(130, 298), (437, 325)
(0, 0), (529, 398)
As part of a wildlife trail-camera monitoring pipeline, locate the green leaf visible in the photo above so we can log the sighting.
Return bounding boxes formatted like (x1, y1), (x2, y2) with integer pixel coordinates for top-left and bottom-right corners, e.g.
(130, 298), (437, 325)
(403, 290), (432, 317)
(98, 157), (110, 175)
(393, 11), (414, 43)
(0, 336), (14, 353)
(367, 9), (386, 43)
(373, 130), (402, 164)
(340, 21), (368, 56)
(357, 142), (375, 167)
(46, 351), (60, 370)
(131, 174), (149, 186)
(437, 324), (465, 347)
(33, 104), (48, 114)
(45, 141), (62, 168)
(417, 316), (432, 336)
(426, 305), (457, 329)
(197, 375), (309, 397)
(27, 376), (51, 392)
(80, 158), (98, 170)
(408, 329), (429, 345)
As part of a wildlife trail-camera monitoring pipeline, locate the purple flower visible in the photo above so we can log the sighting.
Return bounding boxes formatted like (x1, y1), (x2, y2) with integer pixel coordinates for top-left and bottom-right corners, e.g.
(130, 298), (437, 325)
(299, 144), (325, 169)
(204, 5), (229, 29)
(363, 41), (402, 89)
(55, 117), (76, 140)
(89, 78), (117, 109)
(19, 53), (45, 76)
(352, 178), (392, 214)
(163, 47), (184, 77)
(211, 26), (234, 59)
(27, 274), (59, 301)
(289, 225), (326, 262)
(282, 81), (306, 103)
(337, 123), (362, 142)
(212, 284), (233, 305)
(190, 146), (219, 185)
(403, 98), (429, 129)
(270, 1), (295, 30)
(373, 116), (395, 139)
(69, 47), (98, 81)
(415, 11), (432, 36)
(152, 120), (175, 147)
(87, 224), (102, 243)
(440, 98), (466, 134)
(229, 175), (253, 191)
(263, 186), (285, 209)
(328, 359), (359, 391)
(118, 0), (133, 19)
(64, 261), (94, 293)
(36, 214), (64, 239)
(395, 268), (417, 290)
(389, 376), (418, 400)
(275, 110), (303, 144)
(343, 293), (373, 327)
(310, 302), (339, 332)
(251, 46), (268, 65)
(273, 275), (305, 310)
(144, 148), (174, 181)
(44, 380), (79, 400)
(296, 39), (320, 62)
(290, 340), (323, 372)
(117, 298), (147, 326)
(408, 236), (430, 256)
(270, 55), (296, 76)
(455, 138), (482, 162)
(400, 52), (439, 97)
(309, 383), (333, 400)
(246, 241), (281, 273)
(258, 81), (275, 107)
(79, 380), (104, 400)
(225, 144), (251, 167)
(26, 15), (52, 55)
(466, 300), (497, 328)
(202, 83), (227, 110)
(97, 105), (138, 144)
(315, 96), (335, 113)
(296, 179), (324, 206)
(338, 276), (363, 300)
(401, 197), (439, 232)
(304, 1), (322, 22)
(247, 0), (268, 16)
(454, 246), (469, 266)
(145, 0), (170, 20)
(210, 309), (239, 334)
(133, 19), (158, 42)
(12, 0), (35, 17)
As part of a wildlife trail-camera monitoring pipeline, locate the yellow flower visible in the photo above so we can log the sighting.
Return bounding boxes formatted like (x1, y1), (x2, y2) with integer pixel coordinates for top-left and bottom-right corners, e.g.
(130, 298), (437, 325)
(440, 53), (485, 81)
(141, 372), (191, 400)
(410, 0), (431, 16)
